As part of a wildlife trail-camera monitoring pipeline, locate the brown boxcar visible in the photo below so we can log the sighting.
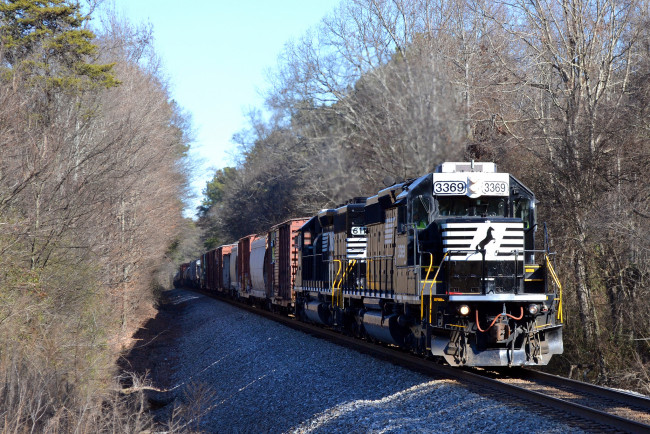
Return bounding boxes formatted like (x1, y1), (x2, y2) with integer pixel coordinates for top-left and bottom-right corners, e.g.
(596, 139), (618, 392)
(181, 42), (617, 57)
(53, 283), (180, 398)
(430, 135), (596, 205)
(269, 218), (308, 308)
(221, 244), (234, 292)
(214, 246), (223, 293)
(204, 248), (217, 292)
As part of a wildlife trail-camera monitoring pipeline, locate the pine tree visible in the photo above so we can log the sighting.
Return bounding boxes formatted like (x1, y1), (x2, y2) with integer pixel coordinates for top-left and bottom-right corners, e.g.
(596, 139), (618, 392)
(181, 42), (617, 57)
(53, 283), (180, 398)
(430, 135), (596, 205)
(0, 0), (117, 90)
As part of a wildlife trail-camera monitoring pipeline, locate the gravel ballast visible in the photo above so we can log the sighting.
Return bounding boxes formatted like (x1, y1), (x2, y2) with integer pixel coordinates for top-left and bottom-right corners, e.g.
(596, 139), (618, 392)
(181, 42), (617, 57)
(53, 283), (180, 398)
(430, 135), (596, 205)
(157, 289), (582, 433)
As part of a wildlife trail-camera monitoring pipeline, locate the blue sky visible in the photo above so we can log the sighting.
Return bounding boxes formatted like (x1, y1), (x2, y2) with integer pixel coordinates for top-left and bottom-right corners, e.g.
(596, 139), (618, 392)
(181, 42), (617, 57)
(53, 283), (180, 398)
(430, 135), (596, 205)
(109, 0), (340, 216)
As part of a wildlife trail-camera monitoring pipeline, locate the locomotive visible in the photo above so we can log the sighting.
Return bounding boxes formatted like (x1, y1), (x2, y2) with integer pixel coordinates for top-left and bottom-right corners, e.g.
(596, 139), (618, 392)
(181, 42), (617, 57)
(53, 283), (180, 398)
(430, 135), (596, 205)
(175, 162), (564, 367)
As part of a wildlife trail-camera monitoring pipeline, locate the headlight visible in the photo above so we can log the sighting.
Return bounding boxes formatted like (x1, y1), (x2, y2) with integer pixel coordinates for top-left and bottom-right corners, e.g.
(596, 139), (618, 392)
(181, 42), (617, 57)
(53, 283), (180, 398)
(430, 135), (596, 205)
(458, 305), (470, 316)
(528, 304), (539, 315)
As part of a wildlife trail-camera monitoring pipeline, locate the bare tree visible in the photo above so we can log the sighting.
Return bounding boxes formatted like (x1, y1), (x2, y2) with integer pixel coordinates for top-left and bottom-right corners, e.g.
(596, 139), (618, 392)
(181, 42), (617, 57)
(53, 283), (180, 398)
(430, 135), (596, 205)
(475, 0), (650, 378)
(0, 2), (191, 430)
(268, 0), (478, 190)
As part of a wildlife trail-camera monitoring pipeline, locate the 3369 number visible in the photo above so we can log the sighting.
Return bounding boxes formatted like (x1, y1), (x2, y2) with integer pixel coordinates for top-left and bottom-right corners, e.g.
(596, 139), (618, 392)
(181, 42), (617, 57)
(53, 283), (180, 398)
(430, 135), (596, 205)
(482, 181), (507, 194)
(434, 181), (466, 194)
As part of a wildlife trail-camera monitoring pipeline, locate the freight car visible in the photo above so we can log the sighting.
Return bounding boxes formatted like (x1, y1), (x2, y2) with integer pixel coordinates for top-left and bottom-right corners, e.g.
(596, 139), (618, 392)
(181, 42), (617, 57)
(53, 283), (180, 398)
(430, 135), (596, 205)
(177, 162), (564, 367)
(173, 260), (201, 289)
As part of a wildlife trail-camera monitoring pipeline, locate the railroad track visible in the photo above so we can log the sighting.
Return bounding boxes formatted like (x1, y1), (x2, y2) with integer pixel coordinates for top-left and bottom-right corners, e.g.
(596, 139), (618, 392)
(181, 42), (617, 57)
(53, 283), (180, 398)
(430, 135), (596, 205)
(201, 291), (650, 433)
(484, 368), (650, 432)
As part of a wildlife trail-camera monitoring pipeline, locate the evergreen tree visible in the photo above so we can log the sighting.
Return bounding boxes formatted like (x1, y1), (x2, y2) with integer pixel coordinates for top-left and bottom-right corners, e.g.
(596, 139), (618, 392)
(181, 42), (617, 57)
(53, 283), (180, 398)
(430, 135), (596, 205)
(0, 0), (117, 90)
(199, 167), (237, 216)
(198, 167), (237, 248)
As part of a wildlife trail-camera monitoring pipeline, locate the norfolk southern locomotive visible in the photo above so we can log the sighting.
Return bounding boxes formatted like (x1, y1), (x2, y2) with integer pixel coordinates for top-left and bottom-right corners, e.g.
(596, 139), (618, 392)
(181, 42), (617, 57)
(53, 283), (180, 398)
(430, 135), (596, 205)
(175, 162), (564, 367)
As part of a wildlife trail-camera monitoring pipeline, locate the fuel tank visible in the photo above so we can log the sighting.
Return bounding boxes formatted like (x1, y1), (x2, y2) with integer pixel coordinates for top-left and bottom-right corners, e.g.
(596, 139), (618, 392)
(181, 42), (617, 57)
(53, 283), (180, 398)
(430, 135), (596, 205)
(304, 301), (331, 325)
(361, 310), (409, 346)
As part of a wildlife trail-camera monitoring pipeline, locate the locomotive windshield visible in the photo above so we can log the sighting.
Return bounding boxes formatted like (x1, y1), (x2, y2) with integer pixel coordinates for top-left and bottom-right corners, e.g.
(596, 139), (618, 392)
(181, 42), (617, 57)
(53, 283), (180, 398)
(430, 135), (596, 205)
(514, 198), (533, 228)
(437, 196), (507, 217)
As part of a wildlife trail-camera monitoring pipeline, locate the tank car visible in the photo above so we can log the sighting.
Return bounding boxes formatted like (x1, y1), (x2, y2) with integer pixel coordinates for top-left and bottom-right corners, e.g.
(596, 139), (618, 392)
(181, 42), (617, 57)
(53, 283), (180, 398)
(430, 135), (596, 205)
(294, 162), (563, 366)
(238, 219), (307, 309)
(229, 243), (239, 295)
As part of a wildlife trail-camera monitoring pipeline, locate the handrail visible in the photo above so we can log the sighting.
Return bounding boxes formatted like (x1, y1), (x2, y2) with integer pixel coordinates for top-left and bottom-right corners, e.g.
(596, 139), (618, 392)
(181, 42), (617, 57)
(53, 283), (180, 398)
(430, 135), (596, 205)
(420, 253), (434, 320)
(429, 252), (449, 323)
(340, 259), (356, 306)
(545, 254), (564, 323)
(413, 252), (451, 323)
(331, 259), (342, 306)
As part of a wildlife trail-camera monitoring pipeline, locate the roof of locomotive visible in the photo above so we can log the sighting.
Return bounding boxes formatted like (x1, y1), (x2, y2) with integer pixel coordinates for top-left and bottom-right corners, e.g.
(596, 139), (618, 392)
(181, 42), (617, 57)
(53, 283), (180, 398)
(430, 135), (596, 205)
(435, 161), (497, 173)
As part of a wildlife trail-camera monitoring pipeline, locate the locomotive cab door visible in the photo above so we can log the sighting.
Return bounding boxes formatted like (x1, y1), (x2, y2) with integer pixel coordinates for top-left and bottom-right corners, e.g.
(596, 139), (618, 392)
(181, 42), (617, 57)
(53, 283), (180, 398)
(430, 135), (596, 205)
(394, 203), (418, 296)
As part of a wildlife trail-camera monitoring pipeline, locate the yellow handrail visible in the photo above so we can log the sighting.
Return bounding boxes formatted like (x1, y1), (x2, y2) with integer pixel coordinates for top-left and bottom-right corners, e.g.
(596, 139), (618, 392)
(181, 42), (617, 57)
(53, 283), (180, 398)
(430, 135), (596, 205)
(332, 259), (342, 306)
(545, 254), (564, 323)
(339, 260), (356, 306)
(429, 252), (449, 324)
(420, 253), (434, 320)
(331, 259), (356, 307)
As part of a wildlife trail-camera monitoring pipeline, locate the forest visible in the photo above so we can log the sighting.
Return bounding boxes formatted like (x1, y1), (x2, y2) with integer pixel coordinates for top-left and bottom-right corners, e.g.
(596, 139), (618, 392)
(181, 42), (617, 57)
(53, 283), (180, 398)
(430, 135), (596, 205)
(199, 0), (650, 394)
(0, 0), (192, 431)
(1, 0), (649, 431)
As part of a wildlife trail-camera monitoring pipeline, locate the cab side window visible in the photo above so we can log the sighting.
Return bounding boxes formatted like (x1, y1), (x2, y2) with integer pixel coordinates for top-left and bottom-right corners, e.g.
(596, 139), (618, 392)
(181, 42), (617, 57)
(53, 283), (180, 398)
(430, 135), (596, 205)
(514, 199), (531, 229)
(412, 196), (430, 229)
(397, 205), (407, 234)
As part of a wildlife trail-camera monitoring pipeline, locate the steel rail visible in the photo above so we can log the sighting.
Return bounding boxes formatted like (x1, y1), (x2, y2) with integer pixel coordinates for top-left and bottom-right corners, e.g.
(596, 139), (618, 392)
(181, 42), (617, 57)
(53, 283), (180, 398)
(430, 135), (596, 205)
(518, 368), (650, 413)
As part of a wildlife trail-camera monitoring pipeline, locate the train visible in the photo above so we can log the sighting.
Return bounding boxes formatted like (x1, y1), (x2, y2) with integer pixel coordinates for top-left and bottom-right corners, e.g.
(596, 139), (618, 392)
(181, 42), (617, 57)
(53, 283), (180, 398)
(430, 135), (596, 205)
(175, 161), (564, 367)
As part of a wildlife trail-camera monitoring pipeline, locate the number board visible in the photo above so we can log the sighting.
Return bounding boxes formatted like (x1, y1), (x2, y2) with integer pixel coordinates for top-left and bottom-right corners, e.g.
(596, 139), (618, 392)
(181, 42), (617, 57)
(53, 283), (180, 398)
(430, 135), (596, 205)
(481, 181), (507, 194)
(351, 226), (368, 236)
(433, 181), (466, 195)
